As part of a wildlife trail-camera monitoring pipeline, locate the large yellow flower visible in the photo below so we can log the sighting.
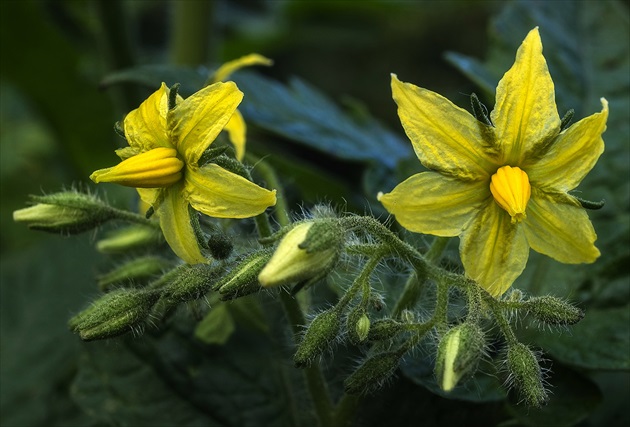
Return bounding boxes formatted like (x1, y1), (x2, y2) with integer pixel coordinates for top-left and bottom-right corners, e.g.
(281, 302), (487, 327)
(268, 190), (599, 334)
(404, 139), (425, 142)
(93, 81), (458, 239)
(379, 28), (608, 297)
(91, 81), (276, 264)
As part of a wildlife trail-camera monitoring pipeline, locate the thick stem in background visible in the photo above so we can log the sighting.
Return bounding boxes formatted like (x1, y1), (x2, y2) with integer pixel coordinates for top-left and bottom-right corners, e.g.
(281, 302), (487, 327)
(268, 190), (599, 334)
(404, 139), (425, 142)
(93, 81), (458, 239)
(169, 0), (214, 66)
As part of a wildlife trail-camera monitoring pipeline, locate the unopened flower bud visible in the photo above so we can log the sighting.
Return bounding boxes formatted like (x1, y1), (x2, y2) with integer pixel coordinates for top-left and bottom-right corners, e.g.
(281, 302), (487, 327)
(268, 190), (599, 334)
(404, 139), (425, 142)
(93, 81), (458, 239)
(258, 221), (344, 288)
(96, 225), (163, 254)
(97, 256), (172, 291)
(435, 323), (485, 392)
(346, 306), (370, 345)
(524, 296), (584, 326)
(367, 318), (405, 342)
(68, 289), (159, 341)
(13, 191), (115, 234)
(161, 264), (220, 302)
(506, 342), (548, 407)
(294, 309), (341, 367)
(344, 352), (401, 395)
(216, 249), (272, 300)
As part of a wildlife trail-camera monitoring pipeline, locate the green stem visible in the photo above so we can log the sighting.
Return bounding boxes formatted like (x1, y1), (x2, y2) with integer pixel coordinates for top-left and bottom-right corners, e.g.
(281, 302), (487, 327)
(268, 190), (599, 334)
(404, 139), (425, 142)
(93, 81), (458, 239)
(111, 208), (160, 228)
(425, 236), (450, 263)
(337, 251), (385, 310)
(483, 293), (519, 345)
(332, 393), (361, 427)
(169, 0), (214, 66)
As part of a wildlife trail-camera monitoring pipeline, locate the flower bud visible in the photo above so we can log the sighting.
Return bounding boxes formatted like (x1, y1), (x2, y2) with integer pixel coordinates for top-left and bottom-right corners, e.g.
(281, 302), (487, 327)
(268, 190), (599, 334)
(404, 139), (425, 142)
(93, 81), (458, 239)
(294, 309), (341, 367)
(216, 249), (272, 300)
(524, 296), (584, 326)
(13, 191), (115, 234)
(97, 256), (172, 291)
(96, 225), (164, 254)
(367, 318), (405, 342)
(434, 323), (485, 392)
(258, 221), (343, 288)
(346, 306), (370, 345)
(207, 232), (233, 260)
(161, 264), (219, 302)
(506, 342), (548, 407)
(344, 352), (401, 395)
(68, 289), (159, 341)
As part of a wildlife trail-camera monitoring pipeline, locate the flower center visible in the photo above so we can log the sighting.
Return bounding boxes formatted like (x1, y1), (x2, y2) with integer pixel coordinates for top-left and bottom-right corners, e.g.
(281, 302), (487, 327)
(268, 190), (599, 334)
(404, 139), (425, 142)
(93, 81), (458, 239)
(90, 147), (184, 188)
(490, 166), (531, 223)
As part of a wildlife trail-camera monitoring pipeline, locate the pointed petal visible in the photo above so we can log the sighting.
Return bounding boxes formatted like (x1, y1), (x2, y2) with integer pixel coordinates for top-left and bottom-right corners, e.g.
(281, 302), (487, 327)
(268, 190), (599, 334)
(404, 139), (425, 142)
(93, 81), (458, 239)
(391, 74), (498, 180)
(211, 53), (273, 83)
(156, 184), (207, 264)
(168, 82), (243, 165)
(460, 202), (529, 297)
(185, 164), (276, 219)
(379, 172), (489, 236)
(491, 28), (560, 164)
(527, 99), (608, 192)
(224, 109), (247, 161)
(522, 189), (599, 263)
(123, 83), (172, 151)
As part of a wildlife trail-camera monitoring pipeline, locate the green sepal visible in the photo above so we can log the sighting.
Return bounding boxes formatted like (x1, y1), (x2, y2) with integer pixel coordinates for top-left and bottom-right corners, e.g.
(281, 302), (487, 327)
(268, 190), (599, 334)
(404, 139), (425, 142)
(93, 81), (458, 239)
(560, 109), (575, 131)
(97, 255), (173, 291)
(344, 352), (401, 395)
(524, 296), (584, 326)
(168, 83), (180, 110)
(576, 197), (605, 210)
(506, 342), (548, 407)
(366, 318), (405, 342)
(294, 309), (341, 368)
(160, 263), (221, 303)
(197, 145), (230, 167)
(68, 289), (160, 341)
(113, 120), (126, 140)
(470, 93), (492, 126)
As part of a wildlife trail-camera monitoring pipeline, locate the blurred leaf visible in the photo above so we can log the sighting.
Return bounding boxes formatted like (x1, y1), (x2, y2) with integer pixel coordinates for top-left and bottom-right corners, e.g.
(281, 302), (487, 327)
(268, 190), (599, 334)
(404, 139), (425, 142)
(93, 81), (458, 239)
(0, 1), (117, 178)
(521, 305), (630, 370)
(71, 321), (306, 426)
(194, 303), (236, 345)
(506, 364), (602, 426)
(0, 237), (101, 426)
(100, 64), (207, 95)
(233, 71), (411, 168)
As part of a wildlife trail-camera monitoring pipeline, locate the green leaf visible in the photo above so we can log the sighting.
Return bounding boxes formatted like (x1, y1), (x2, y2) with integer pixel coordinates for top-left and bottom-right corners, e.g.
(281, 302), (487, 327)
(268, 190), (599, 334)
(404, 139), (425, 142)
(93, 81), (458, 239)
(71, 320), (307, 426)
(233, 71), (411, 168)
(0, 237), (101, 426)
(506, 364), (602, 426)
(99, 64), (207, 96)
(194, 303), (236, 345)
(521, 305), (630, 371)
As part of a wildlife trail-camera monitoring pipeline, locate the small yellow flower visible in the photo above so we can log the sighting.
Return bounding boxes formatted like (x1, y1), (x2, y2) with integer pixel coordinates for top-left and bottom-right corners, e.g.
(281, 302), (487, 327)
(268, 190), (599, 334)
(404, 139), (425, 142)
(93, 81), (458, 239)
(91, 82), (276, 264)
(211, 54), (273, 161)
(379, 28), (608, 296)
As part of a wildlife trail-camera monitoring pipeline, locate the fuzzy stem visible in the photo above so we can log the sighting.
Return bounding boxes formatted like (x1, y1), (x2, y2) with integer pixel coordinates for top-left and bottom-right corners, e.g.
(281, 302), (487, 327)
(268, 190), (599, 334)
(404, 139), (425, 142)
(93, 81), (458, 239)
(483, 292), (519, 345)
(111, 208), (160, 228)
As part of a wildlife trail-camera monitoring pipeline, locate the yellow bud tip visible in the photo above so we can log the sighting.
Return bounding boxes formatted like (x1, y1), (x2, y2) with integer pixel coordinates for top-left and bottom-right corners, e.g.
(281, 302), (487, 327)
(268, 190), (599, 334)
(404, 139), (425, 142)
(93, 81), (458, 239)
(490, 166), (531, 223)
(90, 147), (184, 188)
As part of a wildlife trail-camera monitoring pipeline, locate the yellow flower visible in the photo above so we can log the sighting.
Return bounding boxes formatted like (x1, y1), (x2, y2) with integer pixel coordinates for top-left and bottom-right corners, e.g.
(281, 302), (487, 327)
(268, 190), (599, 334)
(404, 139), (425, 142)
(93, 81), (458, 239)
(379, 28), (608, 297)
(211, 54), (273, 161)
(91, 82), (276, 264)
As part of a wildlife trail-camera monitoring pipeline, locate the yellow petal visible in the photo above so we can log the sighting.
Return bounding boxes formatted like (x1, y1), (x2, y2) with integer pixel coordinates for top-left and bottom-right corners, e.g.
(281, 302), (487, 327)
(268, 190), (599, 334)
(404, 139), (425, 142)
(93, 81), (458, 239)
(522, 189), (600, 263)
(491, 28), (560, 165)
(527, 99), (608, 192)
(123, 83), (172, 151)
(378, 172), (489, 236)
(168, 81), (243, 165)
(211, 53), (273, 83)
(391, 74), (498, 180)
(137, 188), (162, 209)
(185, 164), (276, 218)
(224, 109), (247, 161)
(89, 147), (184, 188)
(156, 184), (207, 264)
(460, 202), (529, 297)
